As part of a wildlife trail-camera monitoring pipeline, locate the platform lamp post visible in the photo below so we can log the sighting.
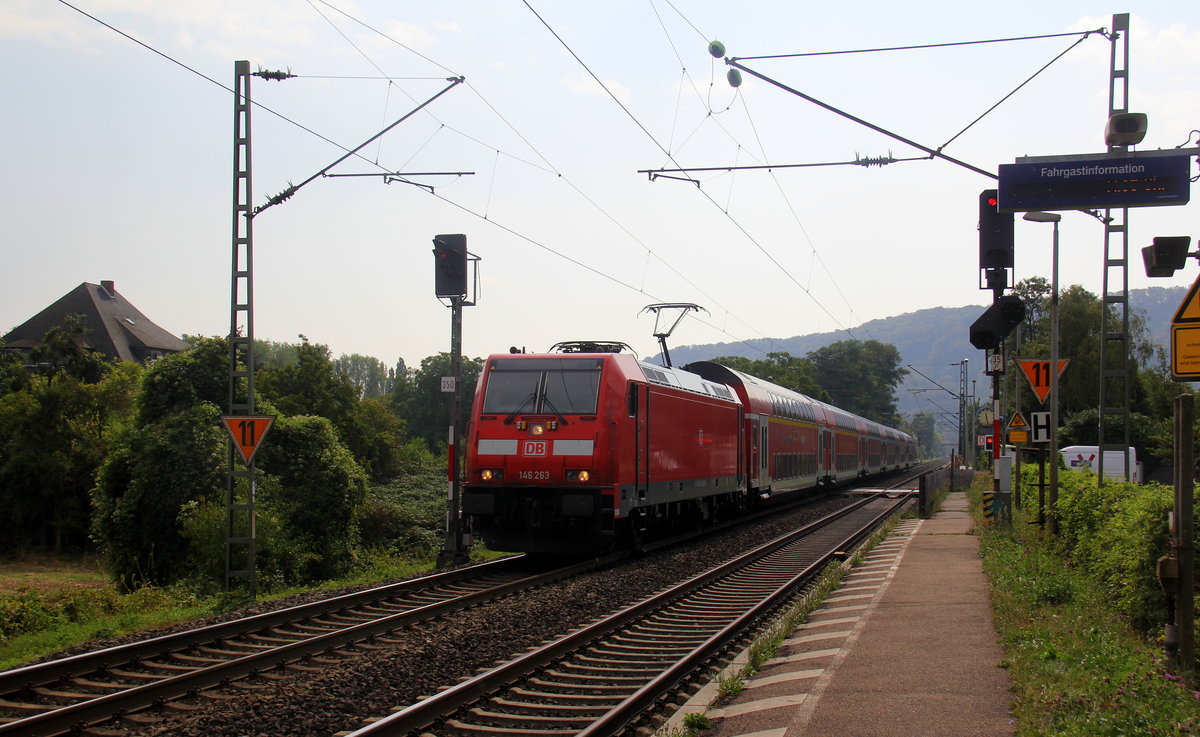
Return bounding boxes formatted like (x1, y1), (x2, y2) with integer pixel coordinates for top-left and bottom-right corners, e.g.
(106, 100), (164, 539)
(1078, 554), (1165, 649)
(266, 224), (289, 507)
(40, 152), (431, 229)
(1023, 211), (1061, 534)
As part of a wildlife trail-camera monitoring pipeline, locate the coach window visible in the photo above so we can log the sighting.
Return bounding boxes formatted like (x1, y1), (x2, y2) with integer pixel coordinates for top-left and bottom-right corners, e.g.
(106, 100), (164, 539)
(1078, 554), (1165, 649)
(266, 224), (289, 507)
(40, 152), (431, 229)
(627, 383), (638, 417)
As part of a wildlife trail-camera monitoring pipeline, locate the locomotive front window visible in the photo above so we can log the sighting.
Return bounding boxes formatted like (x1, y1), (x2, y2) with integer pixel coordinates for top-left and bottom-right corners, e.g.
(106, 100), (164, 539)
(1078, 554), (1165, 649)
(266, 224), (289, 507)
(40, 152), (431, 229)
(483, 358), (603, 415)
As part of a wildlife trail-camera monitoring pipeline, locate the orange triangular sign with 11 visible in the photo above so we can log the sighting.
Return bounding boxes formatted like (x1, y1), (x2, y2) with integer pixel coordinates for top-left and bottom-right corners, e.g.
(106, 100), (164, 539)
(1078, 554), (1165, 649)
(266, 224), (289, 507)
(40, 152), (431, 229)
(1016, 359), (1071, 404)
(222, 415), (275, 465)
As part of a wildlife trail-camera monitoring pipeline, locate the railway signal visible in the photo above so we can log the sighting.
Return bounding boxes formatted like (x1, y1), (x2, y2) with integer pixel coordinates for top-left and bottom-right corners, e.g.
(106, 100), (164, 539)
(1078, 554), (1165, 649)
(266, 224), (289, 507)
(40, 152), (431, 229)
(433, 233), (468, 298)
(968, 295), (1025, 350)
(978, 189), (1014, 270)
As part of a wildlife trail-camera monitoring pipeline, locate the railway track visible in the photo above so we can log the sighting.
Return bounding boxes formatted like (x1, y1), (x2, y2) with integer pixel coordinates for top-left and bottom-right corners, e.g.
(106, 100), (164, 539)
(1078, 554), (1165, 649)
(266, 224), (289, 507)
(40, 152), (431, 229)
(0, 555), (610, 737)
(342, 491), (911, 737)
(0, 466), (931, 737)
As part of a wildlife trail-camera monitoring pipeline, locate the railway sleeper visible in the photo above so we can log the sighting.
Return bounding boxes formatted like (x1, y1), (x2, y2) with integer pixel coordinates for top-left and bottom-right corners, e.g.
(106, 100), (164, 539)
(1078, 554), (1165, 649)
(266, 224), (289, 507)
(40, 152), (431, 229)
(67, 678), (128, 691)
(558, 662), (663, 676)
(582, 645), (684, 660)
(488, 697), (611, 717)
(527, 676), (638, 694)
(565, 652), (675, 666)
(587, 641), (694, 656)
(539, 669), (648, 685)
(171, 652), (227, 665)
(32, 686), (102, 700)
(127, 659), (195, 672)
(614, 628), (705, 648)
(508, 687), (624, 704)
(443, 716), (577, 736)
(0, 697), (54, 713)
(626, 624), (713, 638)
(555, 667), (657, 681)
(466, 706), (600, 726)
(104, 667), (165, 681)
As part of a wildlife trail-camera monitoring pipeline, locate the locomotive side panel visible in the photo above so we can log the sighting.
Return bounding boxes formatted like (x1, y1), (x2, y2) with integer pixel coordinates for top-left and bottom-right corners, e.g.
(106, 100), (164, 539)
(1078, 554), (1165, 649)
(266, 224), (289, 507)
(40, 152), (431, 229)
(637, 385), (741, 505)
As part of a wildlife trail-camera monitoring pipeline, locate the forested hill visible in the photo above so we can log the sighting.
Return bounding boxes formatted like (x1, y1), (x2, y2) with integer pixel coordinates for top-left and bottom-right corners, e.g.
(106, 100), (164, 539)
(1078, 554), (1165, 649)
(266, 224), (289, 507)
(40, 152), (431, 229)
(665, 286), (1186, 418)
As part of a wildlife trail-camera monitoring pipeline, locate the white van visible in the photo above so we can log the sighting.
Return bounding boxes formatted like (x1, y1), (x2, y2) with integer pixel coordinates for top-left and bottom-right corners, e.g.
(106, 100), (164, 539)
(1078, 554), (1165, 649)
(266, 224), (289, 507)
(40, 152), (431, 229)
(1059, 445), (1142, 483)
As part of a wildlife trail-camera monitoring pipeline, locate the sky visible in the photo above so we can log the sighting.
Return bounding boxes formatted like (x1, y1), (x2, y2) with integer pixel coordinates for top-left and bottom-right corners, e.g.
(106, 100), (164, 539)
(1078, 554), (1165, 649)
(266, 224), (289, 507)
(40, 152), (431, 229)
(3, 1), (1199, 377)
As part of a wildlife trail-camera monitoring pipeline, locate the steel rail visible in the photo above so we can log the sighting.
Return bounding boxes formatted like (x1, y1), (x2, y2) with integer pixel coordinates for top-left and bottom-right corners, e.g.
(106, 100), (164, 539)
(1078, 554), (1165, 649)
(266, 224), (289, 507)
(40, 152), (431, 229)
(0, 555), (614, 737)
(580, 497), (905, 737)
(344, 492), (908, 736)
(0, 555), (527, 695)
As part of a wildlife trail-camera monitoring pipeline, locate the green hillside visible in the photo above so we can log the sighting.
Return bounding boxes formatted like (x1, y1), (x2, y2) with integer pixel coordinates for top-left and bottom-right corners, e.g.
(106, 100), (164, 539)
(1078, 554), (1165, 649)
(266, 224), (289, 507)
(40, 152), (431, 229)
(666, 286), (1186, 419)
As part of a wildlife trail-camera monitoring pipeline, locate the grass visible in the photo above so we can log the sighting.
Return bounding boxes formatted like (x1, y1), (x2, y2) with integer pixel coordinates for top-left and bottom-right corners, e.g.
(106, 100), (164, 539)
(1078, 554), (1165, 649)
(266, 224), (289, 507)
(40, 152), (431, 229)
(974, 478), (1200, 737)
(0, 548), (498, 672)
(0, 555), (108, 594)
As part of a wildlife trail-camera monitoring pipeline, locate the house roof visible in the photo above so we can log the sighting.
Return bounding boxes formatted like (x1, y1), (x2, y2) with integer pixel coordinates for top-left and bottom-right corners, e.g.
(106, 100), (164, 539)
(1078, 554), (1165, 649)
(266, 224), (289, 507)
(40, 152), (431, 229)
(2, 281), (189, 362)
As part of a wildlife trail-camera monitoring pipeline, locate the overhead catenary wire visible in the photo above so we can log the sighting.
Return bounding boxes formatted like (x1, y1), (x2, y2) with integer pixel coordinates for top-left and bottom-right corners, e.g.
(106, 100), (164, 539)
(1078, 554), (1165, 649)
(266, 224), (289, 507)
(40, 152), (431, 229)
(54, 0), (854, 360)
(60, 0), (784, 358)
(735, 29), (1107, 60)
(936, 32), (1097, 153)
(312, 0), (790, 355)
(522, 0), (863, 341)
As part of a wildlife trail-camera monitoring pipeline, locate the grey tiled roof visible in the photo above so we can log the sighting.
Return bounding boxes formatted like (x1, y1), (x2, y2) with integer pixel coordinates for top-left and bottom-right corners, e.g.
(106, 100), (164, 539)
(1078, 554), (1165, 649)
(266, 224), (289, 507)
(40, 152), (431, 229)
(2, 282), (189, 363)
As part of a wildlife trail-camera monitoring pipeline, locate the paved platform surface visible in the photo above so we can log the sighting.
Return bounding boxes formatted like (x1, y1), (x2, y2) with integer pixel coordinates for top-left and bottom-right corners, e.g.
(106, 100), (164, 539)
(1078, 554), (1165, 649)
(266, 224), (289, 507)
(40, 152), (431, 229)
(666, 491), (1014, 737)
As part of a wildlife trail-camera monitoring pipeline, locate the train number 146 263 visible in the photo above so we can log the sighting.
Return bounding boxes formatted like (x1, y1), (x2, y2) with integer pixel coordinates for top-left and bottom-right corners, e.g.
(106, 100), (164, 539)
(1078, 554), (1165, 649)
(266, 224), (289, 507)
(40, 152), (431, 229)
(518, 470), (550, 481)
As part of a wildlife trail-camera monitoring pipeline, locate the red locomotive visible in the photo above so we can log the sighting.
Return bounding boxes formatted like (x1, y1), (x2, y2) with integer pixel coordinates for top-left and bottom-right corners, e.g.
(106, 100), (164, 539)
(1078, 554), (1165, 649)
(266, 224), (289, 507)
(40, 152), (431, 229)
(462, 347), (915, 554)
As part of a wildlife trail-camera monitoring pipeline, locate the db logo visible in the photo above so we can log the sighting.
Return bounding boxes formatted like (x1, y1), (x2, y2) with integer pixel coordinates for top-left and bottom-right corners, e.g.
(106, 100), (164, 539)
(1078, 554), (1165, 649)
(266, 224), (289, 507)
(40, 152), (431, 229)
(522, 440), (548, 456)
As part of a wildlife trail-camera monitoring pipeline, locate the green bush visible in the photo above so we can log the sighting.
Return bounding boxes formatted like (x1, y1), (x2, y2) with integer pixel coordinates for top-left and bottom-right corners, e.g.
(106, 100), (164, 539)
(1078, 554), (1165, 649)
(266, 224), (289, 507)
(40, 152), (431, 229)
(1042, 466), (1195, 633)
(255, 415), (368, 582)
(179, 494), (320, 592)
(91, 403), (227, 591)
(0, 588), (121, 641)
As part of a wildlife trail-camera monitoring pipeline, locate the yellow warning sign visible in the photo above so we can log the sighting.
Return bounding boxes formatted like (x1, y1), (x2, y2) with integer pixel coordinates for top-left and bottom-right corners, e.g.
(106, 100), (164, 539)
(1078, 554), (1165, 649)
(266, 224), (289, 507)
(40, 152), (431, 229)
(1008, 411), (1029, 430)
(1009, 430), (1029, 444)
(1172, 274), (1200, 323)
(1172, 275), (1200, 379)
(1171, 325), (1200, 380)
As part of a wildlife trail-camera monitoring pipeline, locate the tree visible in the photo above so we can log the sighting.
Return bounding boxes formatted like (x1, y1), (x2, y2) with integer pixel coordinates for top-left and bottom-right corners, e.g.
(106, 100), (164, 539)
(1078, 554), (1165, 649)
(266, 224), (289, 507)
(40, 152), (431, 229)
(334, 353), (393, 398)
(905, 411), (940, 458)
(92, 403), (226, 590)
(28, 313), (113, 384)
(256, 414), (368, 581)
(0, 319), (139, 554)
(807, 340), (907, 426)
(91, 339), (229, 589)
(0, 365), (140, 553)
(393, 352), (485, 453)
(257, 337), (407, 482)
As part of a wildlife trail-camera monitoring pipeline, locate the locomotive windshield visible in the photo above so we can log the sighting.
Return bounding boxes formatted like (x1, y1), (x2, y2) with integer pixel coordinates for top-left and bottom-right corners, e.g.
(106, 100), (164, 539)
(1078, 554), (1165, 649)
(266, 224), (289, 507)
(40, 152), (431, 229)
(483, 357), (603, 416)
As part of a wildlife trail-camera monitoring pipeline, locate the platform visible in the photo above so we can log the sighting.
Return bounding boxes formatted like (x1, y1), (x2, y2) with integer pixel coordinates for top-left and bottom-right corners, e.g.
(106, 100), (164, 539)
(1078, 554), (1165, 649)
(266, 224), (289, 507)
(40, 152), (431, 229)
(668, 491), (1014, 737)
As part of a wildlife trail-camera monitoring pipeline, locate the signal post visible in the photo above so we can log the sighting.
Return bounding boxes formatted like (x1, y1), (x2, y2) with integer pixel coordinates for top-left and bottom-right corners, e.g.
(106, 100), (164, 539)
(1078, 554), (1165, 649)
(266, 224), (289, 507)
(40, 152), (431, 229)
(433, 234), (476, 569)
(972, 189), (1024, 524)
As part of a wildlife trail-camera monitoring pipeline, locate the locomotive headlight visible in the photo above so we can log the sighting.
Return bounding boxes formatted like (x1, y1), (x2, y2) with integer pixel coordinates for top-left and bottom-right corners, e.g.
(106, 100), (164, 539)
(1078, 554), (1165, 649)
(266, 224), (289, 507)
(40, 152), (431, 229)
(566, 470), (591, 482)
(480, 469), (503, 481)
(530, 423), (546, 436)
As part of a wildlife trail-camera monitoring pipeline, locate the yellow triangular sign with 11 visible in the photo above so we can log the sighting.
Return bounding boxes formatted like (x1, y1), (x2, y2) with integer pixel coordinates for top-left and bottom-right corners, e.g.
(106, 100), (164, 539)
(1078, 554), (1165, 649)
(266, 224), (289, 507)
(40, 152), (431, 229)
(222, 415), (275, 465)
